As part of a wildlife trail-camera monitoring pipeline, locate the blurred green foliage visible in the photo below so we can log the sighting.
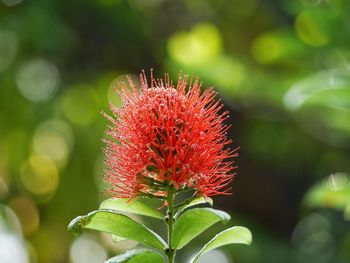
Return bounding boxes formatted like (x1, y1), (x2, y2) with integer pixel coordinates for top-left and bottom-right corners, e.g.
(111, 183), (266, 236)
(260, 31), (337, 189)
(0, 0), (350, 262)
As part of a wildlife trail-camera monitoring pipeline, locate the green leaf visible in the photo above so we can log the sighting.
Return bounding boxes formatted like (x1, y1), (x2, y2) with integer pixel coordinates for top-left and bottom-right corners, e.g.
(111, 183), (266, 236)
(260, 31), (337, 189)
(172, 208), (230, 249)
(284, 70), (350, 112)
(190, 226), (252, 263)
(175, 196), (213, 218)
(68, 210), (166, 250)
(303, 173), (350, 211)
(100, 198), (163, 220)
(105, 249), (165, 263)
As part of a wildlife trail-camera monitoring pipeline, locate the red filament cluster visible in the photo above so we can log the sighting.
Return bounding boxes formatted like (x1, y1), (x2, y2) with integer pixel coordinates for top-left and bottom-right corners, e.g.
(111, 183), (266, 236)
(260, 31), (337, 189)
(103, 72), (238, 198)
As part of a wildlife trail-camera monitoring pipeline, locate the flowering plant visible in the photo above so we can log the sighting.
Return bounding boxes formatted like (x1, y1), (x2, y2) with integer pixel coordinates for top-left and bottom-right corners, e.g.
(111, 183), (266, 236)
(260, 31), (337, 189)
(68, 71), (252, 263)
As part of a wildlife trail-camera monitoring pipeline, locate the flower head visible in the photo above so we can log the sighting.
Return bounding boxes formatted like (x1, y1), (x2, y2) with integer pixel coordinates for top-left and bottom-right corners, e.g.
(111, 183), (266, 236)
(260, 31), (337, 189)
(103, 71), (238, 199)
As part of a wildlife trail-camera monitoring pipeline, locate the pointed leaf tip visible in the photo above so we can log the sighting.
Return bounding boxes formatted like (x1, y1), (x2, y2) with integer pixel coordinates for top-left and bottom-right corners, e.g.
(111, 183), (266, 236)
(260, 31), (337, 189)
(68, 215), (89, 236)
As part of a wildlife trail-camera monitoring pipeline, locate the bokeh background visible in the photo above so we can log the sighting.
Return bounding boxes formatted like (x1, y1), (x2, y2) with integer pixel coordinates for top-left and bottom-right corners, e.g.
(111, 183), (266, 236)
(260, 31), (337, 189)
(1, 0), (350, 262)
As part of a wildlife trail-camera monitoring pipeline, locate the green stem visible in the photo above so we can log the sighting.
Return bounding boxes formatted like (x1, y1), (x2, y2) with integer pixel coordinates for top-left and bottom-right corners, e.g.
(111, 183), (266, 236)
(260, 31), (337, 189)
(165, 187), (176, 263)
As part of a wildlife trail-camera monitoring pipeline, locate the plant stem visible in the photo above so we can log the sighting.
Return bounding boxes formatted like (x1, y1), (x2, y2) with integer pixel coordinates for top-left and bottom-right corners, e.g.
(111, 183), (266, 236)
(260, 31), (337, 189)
(165, 187), (176, 263)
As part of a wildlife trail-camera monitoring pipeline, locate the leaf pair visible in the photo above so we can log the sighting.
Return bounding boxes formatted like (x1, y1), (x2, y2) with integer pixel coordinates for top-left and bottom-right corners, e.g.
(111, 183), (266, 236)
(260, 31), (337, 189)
(100, 197), (232, 250)
(102, 225), (253, 263)
(67, 198), (228, 251)
(68, 197), (252, 263)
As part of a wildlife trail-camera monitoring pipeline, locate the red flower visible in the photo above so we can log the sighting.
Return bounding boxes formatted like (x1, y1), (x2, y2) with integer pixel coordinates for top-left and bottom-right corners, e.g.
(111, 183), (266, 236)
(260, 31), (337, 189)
(103, 71), (238, 199)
